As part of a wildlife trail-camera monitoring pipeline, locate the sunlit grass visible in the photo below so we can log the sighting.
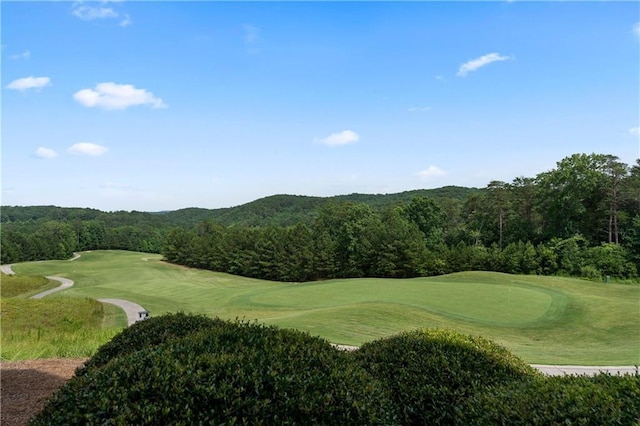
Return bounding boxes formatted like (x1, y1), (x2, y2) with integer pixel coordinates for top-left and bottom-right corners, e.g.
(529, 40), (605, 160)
(0, 297), (125, 361)
(9, 250), (640, 364)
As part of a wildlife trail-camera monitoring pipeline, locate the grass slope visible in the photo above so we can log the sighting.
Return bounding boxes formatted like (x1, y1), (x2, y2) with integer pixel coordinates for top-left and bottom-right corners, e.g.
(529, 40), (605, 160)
(0, 274), (58, 298)
(9, 250), (640, 364)
(1, 298), (124, 360)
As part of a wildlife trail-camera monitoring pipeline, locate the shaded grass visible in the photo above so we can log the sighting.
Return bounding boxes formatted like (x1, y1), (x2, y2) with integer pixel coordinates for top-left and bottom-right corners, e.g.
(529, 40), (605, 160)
(10, 250), (640, 364)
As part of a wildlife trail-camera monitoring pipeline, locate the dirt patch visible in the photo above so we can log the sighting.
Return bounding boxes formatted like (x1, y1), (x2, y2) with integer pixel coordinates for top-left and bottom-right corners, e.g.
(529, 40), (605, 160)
(1, 358), (86, 426)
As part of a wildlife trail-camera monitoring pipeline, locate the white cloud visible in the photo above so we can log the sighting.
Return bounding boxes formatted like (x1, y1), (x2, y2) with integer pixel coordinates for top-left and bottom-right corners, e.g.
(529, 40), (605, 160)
(634, 22), (640, 38)
(6, 76), (51, 91)
(457, 53), (511, 77)
(408, 106), (431, 112)
(416, 165), (447, 180)
(68, 142), (109, 156)
(629, 127), (640, 137)
(73, 82), (167, 110)
(35, 147), (58, 159)
(72, 5), (118, 21)
(315, 130), (360, 146)
(10, 50), (30, 60)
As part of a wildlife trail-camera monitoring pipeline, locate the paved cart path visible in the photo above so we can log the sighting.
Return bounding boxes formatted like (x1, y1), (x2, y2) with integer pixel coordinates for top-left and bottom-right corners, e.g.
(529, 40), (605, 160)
(1, 263), (16, 275)
(30, 276), (74, 299)
(97, 298), (147, 326)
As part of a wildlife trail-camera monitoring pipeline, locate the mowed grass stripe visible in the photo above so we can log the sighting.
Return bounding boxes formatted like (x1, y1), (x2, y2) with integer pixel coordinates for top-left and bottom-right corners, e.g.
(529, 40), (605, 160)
(10, 250), (640, 365)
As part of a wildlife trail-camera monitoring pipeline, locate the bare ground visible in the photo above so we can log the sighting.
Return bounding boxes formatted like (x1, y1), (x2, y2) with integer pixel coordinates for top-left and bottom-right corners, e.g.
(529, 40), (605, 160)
(1, 358), (86, 426)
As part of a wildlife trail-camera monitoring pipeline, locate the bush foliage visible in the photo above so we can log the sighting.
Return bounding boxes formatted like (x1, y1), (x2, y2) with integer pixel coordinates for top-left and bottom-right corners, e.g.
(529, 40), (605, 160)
(351, 329), (539, 425)
(461, 373), (640, 425)
(76, 312), (225, 376)
(33, 314), (395, 425)
(31, 314), (640, 425)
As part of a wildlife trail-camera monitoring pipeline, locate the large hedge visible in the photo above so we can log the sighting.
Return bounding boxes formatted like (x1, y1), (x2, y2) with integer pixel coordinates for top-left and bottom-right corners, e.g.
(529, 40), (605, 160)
(32, 316), (395, 425)
(351, 328), (539, 425)
(30, 315), (640, 425)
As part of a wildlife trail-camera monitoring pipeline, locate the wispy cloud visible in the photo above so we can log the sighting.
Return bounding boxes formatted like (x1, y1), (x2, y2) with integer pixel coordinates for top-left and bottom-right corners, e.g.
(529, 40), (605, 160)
(634, 22), (640, 39)
(457, 53), (511, 77)
(35, 147), (58, 159)
(68, 142), (109, 156)
(629, 127), (640, 137)
(243, 24), (261, 44)
(408, 106), (431, 112)
(10, 50), (30, 60)
(72, 2), (131, 26)
(100, 181), (138, 193)
(74, 82), (167, 110)
(119, 13), (132, 27)
(416, 165), (447, 180)
(6, 76), (51, 91)
(315, 130), (360, 147)
(72, 4), (118, 20)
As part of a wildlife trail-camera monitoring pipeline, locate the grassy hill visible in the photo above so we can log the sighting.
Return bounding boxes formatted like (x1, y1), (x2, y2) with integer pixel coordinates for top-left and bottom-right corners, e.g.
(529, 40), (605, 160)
(6, 250), (638, 364)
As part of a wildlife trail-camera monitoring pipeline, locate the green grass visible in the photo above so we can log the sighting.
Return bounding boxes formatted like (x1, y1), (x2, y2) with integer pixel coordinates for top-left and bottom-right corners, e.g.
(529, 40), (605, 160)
(7, 250), (640, 365)
(0, 297), (125, 360)
(0, 274), (59, 298)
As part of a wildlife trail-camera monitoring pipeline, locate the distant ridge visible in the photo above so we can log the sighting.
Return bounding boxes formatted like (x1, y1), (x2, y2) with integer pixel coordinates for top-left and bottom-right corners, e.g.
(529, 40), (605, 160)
(158, 186), (480, 227)
(1, 185), (480, 228)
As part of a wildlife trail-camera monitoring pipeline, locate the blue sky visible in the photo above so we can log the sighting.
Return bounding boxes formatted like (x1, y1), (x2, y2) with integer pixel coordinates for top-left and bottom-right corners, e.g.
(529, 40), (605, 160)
(2, 1), (639, 211)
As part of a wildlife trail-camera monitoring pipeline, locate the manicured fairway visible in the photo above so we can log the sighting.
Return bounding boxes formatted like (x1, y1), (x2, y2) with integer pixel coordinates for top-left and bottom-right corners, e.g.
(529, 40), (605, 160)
(9, 250), (640, 365)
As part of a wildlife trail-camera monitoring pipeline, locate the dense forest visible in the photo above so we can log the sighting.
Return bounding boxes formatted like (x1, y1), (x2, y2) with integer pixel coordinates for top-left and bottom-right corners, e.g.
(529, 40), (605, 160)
(2, 153), (639, 282)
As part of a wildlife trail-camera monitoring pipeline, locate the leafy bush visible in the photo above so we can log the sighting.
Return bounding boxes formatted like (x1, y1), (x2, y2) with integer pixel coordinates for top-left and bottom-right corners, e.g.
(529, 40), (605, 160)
(76, 311), (225, 376)
(33, 316), (395, 425)
(460, 373), (640, 425)
(33, 316), (638, 425)
(351, 328), (538, 425)
(580, 265), (602, 281)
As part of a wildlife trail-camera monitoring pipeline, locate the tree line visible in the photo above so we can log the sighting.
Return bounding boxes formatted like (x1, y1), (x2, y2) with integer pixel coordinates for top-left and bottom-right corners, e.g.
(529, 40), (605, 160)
(163, 153), (640, 281)
(2, 153), (639, 281)
(162, 200), (638, 282)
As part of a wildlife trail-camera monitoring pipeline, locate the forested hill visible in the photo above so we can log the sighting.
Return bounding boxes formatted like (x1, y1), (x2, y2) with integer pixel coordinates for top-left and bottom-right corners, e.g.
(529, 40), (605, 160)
(1, 185), (478, 228)
(160, 186), (479, 227)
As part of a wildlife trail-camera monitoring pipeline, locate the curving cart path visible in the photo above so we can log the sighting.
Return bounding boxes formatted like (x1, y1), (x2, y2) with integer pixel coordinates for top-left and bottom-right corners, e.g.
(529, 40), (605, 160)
(1, 255), (147, 326)
(31, 276), (74, 299)
(30, 277), (146, 326)
(0, 256), (636, 375)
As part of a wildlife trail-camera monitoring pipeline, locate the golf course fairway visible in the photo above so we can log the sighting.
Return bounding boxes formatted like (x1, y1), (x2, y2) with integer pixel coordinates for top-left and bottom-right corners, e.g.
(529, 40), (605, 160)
(8, 250), (640, 365)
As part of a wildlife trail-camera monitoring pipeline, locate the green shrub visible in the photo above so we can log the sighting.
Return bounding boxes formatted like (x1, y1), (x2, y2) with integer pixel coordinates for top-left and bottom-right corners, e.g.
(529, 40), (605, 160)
(580, 265), (602, 281)
(460, 373), (640, 425)
(32, 316), (396, 425)
(351, 328), (538, 425)
(76, 311), (225, 376)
